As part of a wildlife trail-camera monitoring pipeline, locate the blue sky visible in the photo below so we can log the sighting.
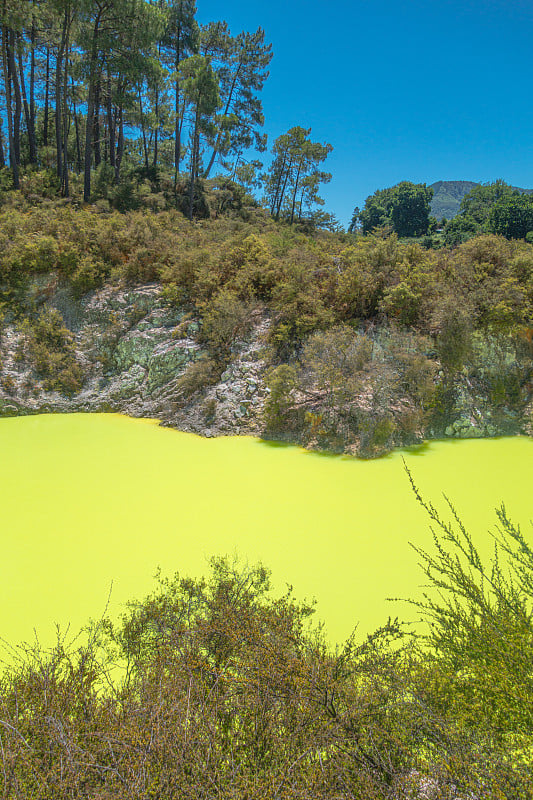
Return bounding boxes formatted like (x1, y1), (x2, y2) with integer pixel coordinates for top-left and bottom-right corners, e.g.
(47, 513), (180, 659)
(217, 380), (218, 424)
(197, 0), (533, 226)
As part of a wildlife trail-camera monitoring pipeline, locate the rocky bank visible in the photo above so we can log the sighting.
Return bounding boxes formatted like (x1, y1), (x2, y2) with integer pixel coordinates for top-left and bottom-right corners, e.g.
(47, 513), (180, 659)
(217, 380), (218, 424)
(0, 282), (531, 452)
(0, 283), (270, 438)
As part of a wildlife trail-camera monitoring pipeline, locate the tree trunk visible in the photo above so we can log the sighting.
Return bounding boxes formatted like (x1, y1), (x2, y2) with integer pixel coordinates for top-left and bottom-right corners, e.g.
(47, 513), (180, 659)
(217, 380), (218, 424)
(83, 13), (101, 202)
(298, 188), (304, 221)
(61, 21), (70, 196)
(0, 117), (6, 168)
(55, 13), (67, 179)
(93, 81), (101, 167)
(72, 79), (81, 172)
(174, 76), (181, 184)
(138, 86), (148, 169)
(43, 46), (50, 148)
(289, 158), (303, 225)
(275, 156), (293, 221)
(153, 86), (159, 169)
(204, 62), (242, 179)
(114, 104), (124, 184)
(30, 13), (36, 149)
(17, 43), (36, 165)
(103, 116), (108, 162)
(107, 69), (115, 169)
(1, 26), (19, 188)
(173, 24), (183, 186)
(188, 106), (200, 221)
(8, 30), (22, 169)
(270, 152), (286, 216)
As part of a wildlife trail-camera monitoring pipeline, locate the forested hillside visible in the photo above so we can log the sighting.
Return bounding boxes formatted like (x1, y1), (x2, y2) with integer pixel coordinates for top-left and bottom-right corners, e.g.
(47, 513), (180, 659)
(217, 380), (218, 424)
(429, 180), (479, 219)
(0, 1), (531, 457)
(1, 185), (532, 456)
(0, 0), (337, 228)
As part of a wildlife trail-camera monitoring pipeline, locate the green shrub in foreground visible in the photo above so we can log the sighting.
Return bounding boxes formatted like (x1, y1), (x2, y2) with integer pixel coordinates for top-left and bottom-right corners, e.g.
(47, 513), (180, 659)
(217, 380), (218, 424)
(1, 490), (532, 797)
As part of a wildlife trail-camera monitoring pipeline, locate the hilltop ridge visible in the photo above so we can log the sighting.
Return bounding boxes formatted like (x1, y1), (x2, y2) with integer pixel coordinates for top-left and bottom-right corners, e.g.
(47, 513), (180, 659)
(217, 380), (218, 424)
(430, 179), (532, 219)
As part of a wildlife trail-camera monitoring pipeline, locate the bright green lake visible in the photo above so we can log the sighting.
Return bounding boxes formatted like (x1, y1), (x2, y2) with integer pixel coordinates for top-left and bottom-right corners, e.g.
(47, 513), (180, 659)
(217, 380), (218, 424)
(1, 413), (531, 648)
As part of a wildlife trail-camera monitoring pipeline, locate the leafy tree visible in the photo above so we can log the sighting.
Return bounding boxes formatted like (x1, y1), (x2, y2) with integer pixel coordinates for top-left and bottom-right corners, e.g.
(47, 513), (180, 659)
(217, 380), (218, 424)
(359, 193), (389, 233)
(264, 126), (332, 224)
(201, 24), (272, 178)
(489, 193), (533, 240)
(459, 179), (516, 225)
(348, 205), (361, 233)
(179, 53), (220, 219)
(359, 182), (433, 237)
(443, 212), (479, 246)
(389, 181), (433, 237)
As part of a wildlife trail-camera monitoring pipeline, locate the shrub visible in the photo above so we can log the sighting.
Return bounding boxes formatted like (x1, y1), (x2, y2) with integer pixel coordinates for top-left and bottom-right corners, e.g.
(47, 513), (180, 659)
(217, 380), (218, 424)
(2, 496), (533, 797)
(408, 478), (533, 743)
(299, 325), (372, 408)
(227, 234), (278, 300)
(173, 356), (221, 399)
(435, 310), (473, 375)
(21, 309), (84, 395)
(380, 280), (422, 326)
(358, 411), (396, 456)
(200, 289), (254, 360)
(69, 255), (109, 298)
(121, 246), (162, 284)
(264, 363), (298, 428)
(20, 169), (61, 200)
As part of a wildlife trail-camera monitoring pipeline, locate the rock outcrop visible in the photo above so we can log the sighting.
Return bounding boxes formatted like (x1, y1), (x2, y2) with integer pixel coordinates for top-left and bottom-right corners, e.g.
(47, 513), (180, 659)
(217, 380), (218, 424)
(0, 283), (270, 437)
(1, 281), (531, 452)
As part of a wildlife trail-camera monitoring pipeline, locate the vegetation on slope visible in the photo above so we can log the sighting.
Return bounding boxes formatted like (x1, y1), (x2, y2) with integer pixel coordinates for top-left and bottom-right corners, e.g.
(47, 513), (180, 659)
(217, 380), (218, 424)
(429, 180), (479, 220)
(0, 183), (532, 454)
(0, 0), (337, 229)
(0, 1), (531, 454)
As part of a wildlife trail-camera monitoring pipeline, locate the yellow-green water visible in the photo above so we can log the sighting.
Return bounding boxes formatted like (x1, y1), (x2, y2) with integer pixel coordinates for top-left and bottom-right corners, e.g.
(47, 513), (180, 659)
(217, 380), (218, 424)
(1, 413), (531, 648)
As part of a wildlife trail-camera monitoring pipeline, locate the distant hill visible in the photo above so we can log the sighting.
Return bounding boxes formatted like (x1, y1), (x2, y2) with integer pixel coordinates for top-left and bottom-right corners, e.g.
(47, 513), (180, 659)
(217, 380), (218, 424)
(430, 180), (533, 220)
(430, 181), (479, 220)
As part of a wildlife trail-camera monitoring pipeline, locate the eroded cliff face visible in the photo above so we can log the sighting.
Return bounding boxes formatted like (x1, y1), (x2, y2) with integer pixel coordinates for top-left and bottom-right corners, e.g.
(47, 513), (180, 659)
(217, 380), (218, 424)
(0, 283), (270, 438)
(0, 281), (531, 453)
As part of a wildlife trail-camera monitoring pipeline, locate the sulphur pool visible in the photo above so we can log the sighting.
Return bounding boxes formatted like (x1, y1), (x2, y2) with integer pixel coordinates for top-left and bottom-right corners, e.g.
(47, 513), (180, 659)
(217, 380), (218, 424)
(0, 413), (531, 648)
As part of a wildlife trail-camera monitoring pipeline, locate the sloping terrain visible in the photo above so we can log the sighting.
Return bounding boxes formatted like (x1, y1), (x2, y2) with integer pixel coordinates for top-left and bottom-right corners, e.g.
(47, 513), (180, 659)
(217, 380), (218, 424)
(430, 180), (479, 219)
(430, 179), (533, 219)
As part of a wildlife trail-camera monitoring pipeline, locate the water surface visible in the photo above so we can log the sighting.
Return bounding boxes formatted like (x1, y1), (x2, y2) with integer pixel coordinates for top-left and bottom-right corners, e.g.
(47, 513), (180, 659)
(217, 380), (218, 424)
(1, 413), (531, 647)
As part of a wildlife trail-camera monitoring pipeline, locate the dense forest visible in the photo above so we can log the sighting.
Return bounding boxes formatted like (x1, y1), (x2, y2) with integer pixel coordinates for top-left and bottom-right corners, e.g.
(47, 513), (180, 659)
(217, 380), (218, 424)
(0, 0), (337, 227)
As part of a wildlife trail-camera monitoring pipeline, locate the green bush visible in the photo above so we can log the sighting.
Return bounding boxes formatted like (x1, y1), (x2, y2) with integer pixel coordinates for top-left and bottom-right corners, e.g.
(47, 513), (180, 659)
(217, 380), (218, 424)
(358, 412), (396, 456)
(21, 309), (84, 396)
(2, 492), (533, 797)
(264, 363), (298, 428)
(70, 255), (109, 298)
(436, 310), (473, 375)
(121, 246), (162, 284)
(173, 356), (221, 399)
(200, 289), (253, 360)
